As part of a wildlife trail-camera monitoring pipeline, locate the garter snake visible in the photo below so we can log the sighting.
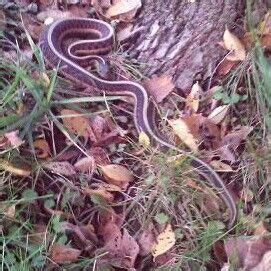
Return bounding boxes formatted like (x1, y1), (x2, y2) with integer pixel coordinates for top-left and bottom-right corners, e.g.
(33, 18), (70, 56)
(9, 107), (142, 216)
(39, 17), (236, 228)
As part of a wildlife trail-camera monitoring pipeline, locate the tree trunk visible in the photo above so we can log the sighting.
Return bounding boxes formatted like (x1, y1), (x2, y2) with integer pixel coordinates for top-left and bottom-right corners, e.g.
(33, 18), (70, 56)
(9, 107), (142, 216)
(127, 0), (245, 93)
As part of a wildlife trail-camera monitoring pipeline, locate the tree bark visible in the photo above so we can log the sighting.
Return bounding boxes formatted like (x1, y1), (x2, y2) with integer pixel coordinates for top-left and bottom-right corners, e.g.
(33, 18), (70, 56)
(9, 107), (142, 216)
(127, 0), (245, 93)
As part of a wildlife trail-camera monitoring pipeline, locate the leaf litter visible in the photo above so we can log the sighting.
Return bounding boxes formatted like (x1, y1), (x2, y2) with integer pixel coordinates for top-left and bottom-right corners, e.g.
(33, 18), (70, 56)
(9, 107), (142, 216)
(0, 1), (269, 270)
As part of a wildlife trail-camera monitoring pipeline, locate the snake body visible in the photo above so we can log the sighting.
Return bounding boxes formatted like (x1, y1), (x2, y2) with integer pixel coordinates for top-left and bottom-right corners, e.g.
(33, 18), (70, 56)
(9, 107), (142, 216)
(39, 18), (236, 228)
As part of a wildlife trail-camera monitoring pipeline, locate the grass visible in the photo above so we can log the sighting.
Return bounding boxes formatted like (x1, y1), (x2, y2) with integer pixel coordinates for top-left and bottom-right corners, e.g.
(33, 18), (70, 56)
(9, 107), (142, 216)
(0, 30), (130, 269)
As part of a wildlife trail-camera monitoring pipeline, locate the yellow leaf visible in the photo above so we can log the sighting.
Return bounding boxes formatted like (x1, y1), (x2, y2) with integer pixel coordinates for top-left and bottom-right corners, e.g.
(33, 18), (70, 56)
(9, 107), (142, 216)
(60, 109), (90, 137)
(208, 105), (229, 124)
(186, 82), (201, 112)
(152, 224), (176, 260)
(41, 72), (50, 88)
(106, 0), (141, 18)
(100, 164), (134, 190)
(139, 131), (150, 148)
(169, 119), (198, 152)
(223, 28), (246, 61)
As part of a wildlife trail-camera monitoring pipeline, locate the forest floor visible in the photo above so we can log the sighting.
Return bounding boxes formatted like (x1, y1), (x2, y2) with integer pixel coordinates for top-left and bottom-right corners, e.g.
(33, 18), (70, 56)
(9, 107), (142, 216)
(0, 1), (270, 270)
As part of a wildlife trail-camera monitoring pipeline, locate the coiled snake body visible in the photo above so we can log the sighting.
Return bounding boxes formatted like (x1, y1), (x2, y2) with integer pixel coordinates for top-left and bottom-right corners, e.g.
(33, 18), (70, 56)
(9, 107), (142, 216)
(39, 18), (236, 228)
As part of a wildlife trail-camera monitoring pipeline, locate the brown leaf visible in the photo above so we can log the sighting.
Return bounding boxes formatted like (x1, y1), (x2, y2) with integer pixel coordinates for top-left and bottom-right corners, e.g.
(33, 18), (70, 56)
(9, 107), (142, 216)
(216, 59), (238, 76)
(0, 159), (31, 177)
(37, 10), (73, 23)
(60, 109), (91, 138)
(100, 164), (134, 190)
(74, 156), (95, 173)
(218, 126), (253, 162)
(201, 193), (221, 216)
(210, 160), (233, 172)
(91, 0), (111, 16)
(254, 221), (269, 236)
(251, 251), (271, 271)
(89, 147), (110, 166)
(33, 139), (51, 159)
(138, 224), (156, 256)
(101, 222), (139, 268)
(261, 34), (271, 50)
(240, 187), (254, 202)
(88, 115), (107, 143)
(105, 0), (142, 21)
(50, 244), (81, 264)
(144, 75), (174, 103)
(4, 131), (24, 148)
(83, 186), (115, 202)
(0, 203), (16, 218)
(60, 222), (97, 247)
(224, 236), (271, 269)
(43, 161), (76, 176)
(98, 207), (124, 228)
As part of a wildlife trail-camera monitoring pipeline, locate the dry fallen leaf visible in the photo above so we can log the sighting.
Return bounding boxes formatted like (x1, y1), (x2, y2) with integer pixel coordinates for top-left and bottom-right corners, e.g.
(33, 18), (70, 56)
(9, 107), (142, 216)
(254, 221), (269, 236)
(105, 0), (142, 21)
(88, 115), (107, 143)
(100, 164), (134, 189)
(208, 105), (230, 124)
(74, 156), (95, 173)
(223, 28), (246, 61)
(138, 224), (156, 256)
(139, 131), (151, 148)
(186, 82), (202, 112)
(224, 236), (271, 270)
(219, 126), (253, 162)
(144, 75), (175, 103)
(60, 109), (90, 138)
(259, 12), (271, 35)
(43, 161), (76, 176)
(0, 203), (16, 218)
(0, 159), (31, 177)
(37, 10), (72, 23)
(83, 186), (115, 202)
(152, 224), (176, 260)
(217, 59), (238, 76)
(4, 131), (24, 148)
(210, 160), (233, 172)
(60, 222), (97, 249)
(101, 222), (140, 269)
(169, 118), (199, 152)
(251, 250), (271, 271)
(50, 244), (81, 264)
(33, 139), (51, 159)
(89, 147), (111, 166)
(261, 34), (271, 50)
(240, 187), (254, 202)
